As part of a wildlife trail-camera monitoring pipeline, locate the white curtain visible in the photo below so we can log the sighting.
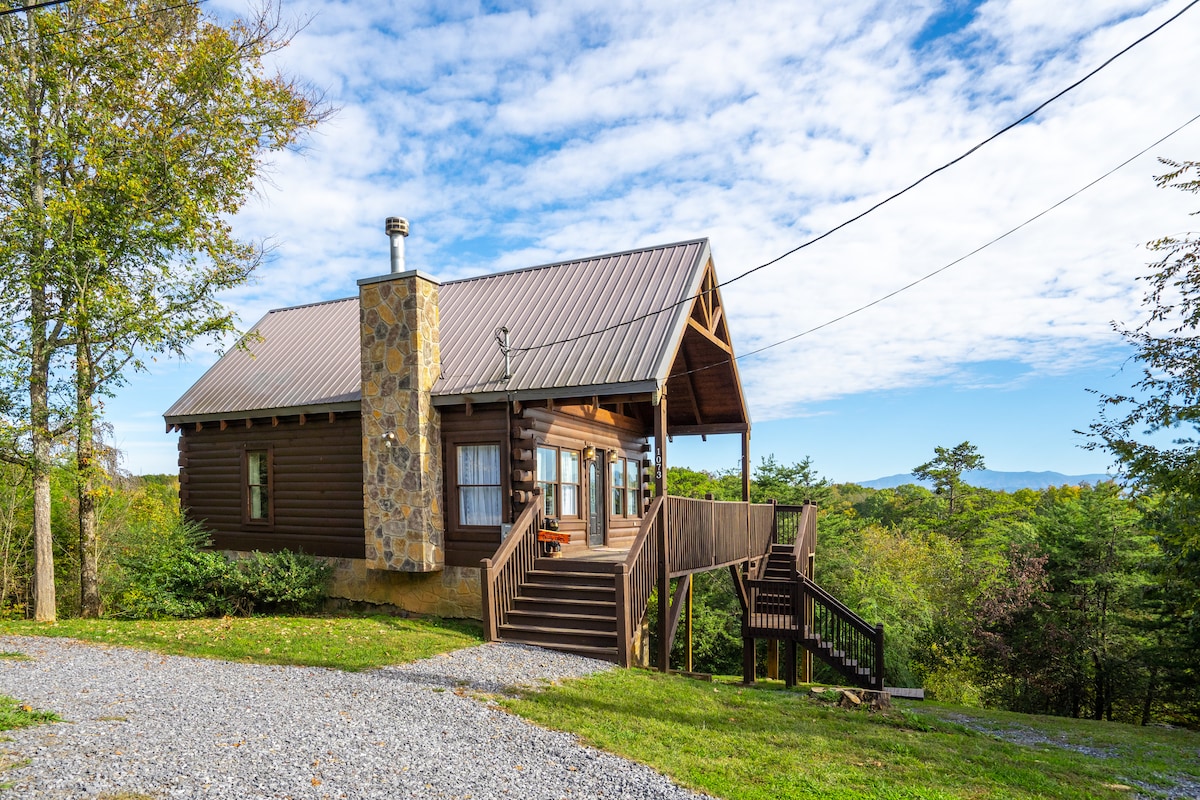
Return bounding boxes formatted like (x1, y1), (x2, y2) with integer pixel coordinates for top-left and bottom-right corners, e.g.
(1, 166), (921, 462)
(560, 450), (579, 516)
(458, 444), (501, 526)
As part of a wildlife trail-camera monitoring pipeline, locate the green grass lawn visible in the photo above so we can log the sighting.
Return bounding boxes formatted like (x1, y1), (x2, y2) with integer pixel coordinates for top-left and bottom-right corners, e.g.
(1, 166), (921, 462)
(502, 669), (1200, 800)
(3, 618), (1196, 800)
(0, 614), (483, 671)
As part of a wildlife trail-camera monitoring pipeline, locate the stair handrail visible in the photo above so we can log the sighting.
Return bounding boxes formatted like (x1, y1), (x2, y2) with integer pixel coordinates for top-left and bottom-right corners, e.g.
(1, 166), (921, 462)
(614, 494), (664, 666)
(797, 572), (885, 690)
(791, 502), (817, 577)
(480, 502), (543, 642)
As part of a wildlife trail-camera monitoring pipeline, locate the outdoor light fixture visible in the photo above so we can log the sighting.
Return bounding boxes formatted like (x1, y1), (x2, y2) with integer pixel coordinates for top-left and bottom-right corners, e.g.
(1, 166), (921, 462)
(382, 431), (397, 448)
(607, 450), (620, 465)
(583, 445), (596, 461)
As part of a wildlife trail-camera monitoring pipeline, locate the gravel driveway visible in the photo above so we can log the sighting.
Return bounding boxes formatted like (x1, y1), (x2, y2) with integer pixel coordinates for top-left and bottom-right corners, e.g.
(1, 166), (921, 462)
(0, 636), (710, 799)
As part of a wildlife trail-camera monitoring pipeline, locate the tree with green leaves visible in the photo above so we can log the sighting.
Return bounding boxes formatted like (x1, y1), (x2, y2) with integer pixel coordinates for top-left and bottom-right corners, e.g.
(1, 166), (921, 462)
(1086, 158), (1200, 721)
(913, 441), (986, 517)
(0, 0), (326, 620)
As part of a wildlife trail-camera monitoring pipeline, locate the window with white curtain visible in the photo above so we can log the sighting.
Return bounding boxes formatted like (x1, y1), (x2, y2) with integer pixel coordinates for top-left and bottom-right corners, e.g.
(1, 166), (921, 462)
(457, 444), (501, 526)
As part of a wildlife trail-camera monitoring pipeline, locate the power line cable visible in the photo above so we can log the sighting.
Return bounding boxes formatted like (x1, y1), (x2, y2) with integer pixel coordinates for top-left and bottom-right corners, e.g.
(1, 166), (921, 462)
(671, 109), (1200, 381)
(511, 0), (1200, 356)
(0, 0), (71, 16)
(2, 0), (206, 43)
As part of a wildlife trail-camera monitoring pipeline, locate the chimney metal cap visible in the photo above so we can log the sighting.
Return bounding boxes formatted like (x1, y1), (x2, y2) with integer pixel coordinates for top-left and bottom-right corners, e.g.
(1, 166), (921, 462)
(385, 217), (410, 237)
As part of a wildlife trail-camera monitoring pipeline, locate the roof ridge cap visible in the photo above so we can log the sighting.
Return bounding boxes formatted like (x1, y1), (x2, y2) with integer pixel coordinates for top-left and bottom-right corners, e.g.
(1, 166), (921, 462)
(442, 238), (709, 286)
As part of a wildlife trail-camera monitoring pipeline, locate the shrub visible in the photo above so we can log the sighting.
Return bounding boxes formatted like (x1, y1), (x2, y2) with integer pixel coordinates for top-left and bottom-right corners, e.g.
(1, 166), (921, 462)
(105, 518), (332, 619)
(225, 549), (332, 615)
(107, 520), (233, 619)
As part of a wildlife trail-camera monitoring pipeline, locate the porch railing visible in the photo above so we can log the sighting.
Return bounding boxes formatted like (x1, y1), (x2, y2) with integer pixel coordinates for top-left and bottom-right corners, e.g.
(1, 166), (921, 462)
(613, 495), (664, 667)
(480, 502), (542, 641)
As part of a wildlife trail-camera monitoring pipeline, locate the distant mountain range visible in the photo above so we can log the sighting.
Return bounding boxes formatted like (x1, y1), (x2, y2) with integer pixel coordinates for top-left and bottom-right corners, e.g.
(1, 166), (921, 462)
(855, 469), (1113, 491)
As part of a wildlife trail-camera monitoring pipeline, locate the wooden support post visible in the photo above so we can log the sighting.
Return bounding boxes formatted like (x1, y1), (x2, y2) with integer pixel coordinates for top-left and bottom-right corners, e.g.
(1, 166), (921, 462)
(685, 574), (693, 674)
(655, 392), (670, 673)
(743, 634), (756, 685)
(666, 575), (689, 657)
(741, 429), (750, 502)
(657, 493), (670, 673)
(785, 640), (798, 688)
(767, 640), (779, 680)
(875, 624), (886, 691)
(654, 391), (668, 498)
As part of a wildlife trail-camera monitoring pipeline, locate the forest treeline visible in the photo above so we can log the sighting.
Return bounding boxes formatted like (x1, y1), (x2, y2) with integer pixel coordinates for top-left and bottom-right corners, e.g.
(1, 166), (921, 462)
(667, 451), (1199, 729)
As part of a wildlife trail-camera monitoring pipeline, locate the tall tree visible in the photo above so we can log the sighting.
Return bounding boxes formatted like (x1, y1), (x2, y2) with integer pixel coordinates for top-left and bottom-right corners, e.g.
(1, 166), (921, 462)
(1086, 158), (1200, 722)
(913, 441), (986, 517)
(0, 0), (326, 619)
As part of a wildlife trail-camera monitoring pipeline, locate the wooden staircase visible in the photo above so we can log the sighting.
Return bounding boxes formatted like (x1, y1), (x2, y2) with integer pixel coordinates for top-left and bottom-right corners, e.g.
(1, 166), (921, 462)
(747, 541), (884, 690)
(481, 497), (884, 685)
(495, 557), (620, 662)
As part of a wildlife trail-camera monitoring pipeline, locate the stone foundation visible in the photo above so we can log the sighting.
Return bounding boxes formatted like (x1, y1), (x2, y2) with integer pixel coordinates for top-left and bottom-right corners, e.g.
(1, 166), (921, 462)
(220, 550), (482, 618)
(327, 558), (482, 619)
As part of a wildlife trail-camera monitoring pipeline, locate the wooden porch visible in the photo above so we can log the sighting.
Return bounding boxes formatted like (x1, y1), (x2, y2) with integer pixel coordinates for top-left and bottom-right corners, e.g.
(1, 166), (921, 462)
(481, 495), (886, 690)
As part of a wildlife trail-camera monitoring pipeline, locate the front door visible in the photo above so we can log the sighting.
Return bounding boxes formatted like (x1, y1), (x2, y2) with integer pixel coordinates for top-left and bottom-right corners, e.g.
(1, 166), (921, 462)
(587, 456), (605, 547)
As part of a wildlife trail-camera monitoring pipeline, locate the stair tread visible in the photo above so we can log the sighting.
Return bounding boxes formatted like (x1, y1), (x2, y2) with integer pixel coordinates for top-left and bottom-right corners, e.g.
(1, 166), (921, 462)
(526, 569), (615, 580)
(501, 622), (617, 635)
(508, 609), (617, 623)
(515, 596), (614, 606)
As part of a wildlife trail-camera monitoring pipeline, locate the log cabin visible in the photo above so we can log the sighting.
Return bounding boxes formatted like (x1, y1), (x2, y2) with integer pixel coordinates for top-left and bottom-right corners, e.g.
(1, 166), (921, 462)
(166, 235), (747, 611)
(165, 225), (885, 684)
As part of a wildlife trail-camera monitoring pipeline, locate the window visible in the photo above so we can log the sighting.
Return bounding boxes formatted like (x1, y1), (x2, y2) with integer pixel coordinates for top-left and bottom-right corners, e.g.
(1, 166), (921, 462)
(537, 445), (580, 519)
(457, 444), (501, 526)
(626, 458), (641, 517)
(244, 448), (272, 524)
(609, 456), (643, 518)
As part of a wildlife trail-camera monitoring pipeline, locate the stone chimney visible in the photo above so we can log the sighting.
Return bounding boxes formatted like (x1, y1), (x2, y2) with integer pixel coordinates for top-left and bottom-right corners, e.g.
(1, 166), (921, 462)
(358, 220), (444, 572)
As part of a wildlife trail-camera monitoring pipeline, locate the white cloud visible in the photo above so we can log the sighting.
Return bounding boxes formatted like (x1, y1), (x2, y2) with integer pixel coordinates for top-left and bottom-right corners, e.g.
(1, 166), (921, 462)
(107, 0), (1200, 471)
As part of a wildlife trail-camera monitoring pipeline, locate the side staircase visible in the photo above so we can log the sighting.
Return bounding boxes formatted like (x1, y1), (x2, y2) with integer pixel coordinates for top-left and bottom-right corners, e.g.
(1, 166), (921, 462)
(750, 543), (884, 690)
(493, 557), (620, 662)
(482, 497), (885, 689)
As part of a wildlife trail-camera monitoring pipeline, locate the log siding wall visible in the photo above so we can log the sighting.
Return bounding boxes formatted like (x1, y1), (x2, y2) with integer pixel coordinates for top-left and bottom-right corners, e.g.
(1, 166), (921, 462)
(179, 413), (366, 558)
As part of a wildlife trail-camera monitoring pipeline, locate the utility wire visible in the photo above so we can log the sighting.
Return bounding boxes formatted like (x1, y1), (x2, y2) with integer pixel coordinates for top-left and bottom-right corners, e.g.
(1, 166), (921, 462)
(511, 0), (1200, 356)
(2, 0), (206, 43)
(0, 0), (70, 16)
(670, 109), (1200, 381)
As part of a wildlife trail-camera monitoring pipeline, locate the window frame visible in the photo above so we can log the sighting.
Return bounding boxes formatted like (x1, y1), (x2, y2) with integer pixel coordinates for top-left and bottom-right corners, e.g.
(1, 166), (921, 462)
(537, 444), (581, 520)
(454, 442), (504, 529)
(241, 445), (274, 527)
(609, 454), (643, 519)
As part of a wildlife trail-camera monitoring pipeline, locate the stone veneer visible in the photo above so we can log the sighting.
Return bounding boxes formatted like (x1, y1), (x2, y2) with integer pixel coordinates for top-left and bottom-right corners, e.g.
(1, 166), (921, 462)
(327, 559), (482, 618)
(358, 270), (444, 572)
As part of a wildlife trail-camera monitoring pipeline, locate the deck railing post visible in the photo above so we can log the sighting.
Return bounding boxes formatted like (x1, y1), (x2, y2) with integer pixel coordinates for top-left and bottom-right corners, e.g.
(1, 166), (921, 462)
(480, 559), (497, 642)
(614, 562), (631, 668)
(768, 498), (778, 544)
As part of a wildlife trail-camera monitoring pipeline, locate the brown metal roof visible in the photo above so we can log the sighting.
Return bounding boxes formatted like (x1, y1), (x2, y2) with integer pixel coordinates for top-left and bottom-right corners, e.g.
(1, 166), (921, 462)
(165, 239), (727, 422)
(163, 297), (361, 422)
(433, 239), (709, 402)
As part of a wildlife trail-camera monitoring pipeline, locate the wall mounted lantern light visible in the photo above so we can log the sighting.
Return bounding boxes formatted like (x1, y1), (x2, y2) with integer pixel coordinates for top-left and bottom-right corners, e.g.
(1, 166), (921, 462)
(583, 444), (596, 461)
(607, 450), (620, 465)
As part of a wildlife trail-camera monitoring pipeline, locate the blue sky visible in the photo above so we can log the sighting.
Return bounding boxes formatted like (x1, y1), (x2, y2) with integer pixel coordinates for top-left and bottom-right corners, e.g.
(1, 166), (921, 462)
(105, 0), (1200, 483)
